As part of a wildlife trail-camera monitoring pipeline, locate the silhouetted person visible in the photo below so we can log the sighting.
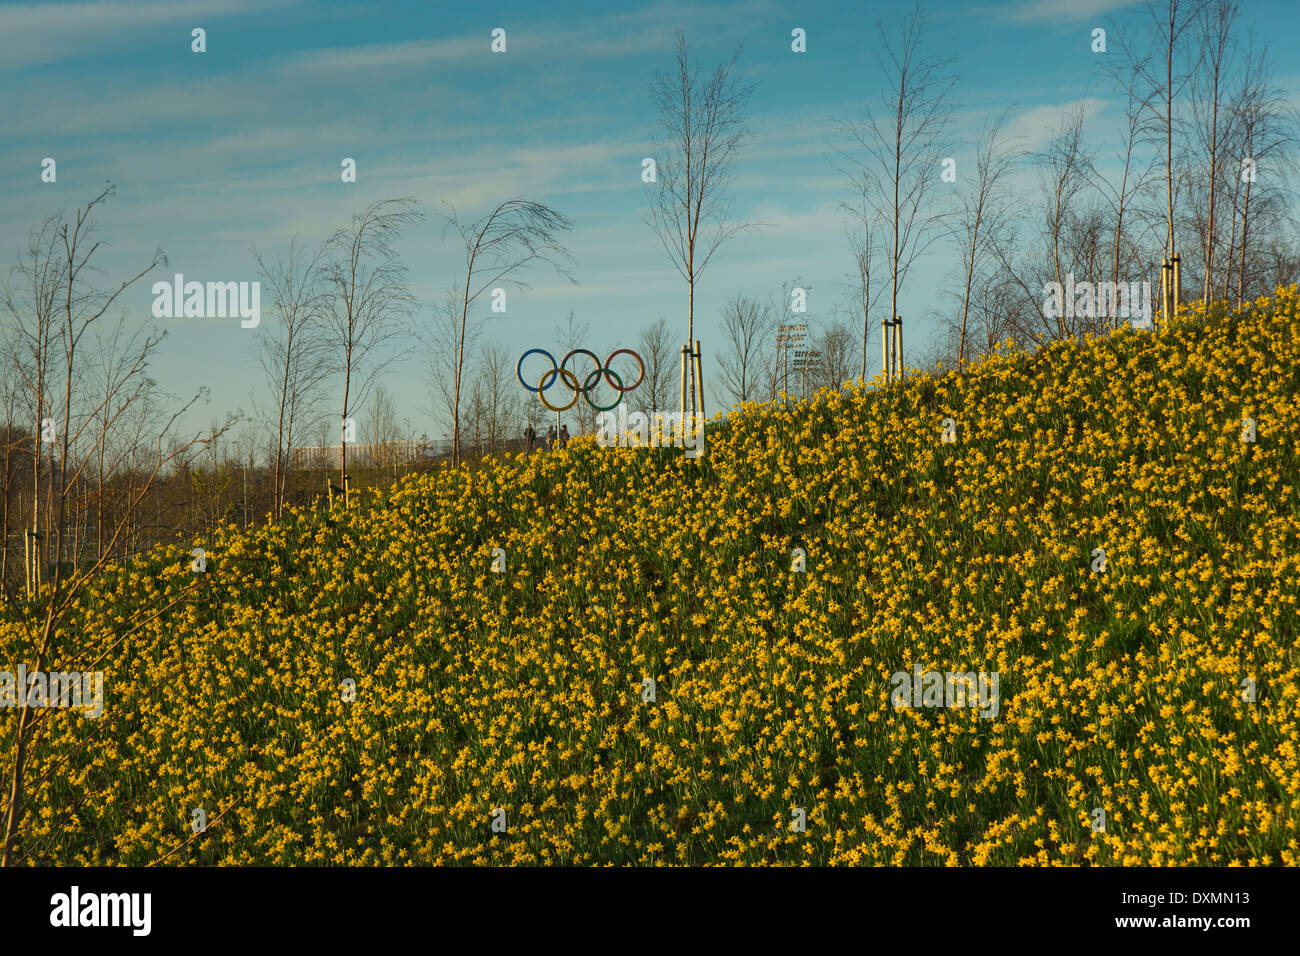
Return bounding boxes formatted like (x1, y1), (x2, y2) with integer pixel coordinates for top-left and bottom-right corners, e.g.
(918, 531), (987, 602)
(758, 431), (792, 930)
(559, 424), (570, 449)
(545, 425), (556, 450)
(524, 423), (536, 451)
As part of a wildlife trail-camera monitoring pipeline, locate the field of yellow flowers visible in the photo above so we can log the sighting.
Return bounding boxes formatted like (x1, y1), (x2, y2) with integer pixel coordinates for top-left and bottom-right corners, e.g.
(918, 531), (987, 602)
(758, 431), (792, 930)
(3, 291), (1299, 865)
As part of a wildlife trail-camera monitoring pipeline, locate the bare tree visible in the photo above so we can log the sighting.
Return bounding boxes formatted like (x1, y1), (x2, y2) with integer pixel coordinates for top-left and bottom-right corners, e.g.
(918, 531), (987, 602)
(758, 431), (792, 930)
(1260, 232), (1300, 293)
(1115, 0), (1203, 285)
(1189, 0), (1241, 302)
(474, 342), (518, 456)
(974, 273), (1026, 358)
(193, 417), (238, 537)
(428, 283), (482, 459)
(815, 319), (855, 393)
(636, 317), (674, 418)
(1038, 104), (1095, 340)
(645, 30), (762, 420)
(253, 237), (330, 519)
(836, 0), (958, 380)
(2, 212), (65, 596)
(983, 104), (1116, 348)
(987, 213), (1056, 349)
(953, 110), (1020, 369)
(840, 186), (884, 382)
(1223, 36), (1298, 308)
(103, 383), (169, 557)
(364, 384), (402, 474)
(1, 185), (233, 867)
(435, 198), (575, 465)
(465, 371), (488, 458)
(86, 316), (164, 559)
(321, 198), (420, 507)
(0, 356), (31, 596)
(1093, 80), (1158, 319)
(716, 294), (774, 407)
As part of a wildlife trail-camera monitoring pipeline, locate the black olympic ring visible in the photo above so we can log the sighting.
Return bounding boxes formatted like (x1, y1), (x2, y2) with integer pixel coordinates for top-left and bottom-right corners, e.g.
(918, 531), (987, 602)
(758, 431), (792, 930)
(516, 348), (645, 412)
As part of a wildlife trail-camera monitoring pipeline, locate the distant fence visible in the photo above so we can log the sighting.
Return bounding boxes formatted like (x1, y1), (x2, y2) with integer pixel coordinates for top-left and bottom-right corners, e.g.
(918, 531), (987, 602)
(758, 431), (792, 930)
(291, 440), (440, 470)
(292, 436), (541, 470)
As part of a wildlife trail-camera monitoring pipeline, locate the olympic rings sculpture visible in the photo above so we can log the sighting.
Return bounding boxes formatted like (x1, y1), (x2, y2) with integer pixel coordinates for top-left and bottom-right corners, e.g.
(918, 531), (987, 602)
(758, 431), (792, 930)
(517, 348), (645, 412)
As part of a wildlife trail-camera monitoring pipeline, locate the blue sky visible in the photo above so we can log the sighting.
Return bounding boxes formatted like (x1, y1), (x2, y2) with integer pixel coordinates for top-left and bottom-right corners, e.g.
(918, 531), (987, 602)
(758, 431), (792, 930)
(3, 0), (1298, 446)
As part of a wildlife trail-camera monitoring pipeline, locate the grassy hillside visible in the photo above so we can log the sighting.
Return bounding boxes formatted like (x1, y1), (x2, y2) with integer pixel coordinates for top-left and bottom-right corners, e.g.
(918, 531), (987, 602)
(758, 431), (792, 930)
(4, 290), (1299, 865)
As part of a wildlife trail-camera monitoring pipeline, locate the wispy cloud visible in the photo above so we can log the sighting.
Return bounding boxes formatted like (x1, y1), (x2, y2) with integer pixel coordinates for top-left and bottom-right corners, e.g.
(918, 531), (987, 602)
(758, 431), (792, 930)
(1003, 98), (1105, 152)
(273, 36), (486, 77)
(0, 0), (293, 70)
(1007, 0), (1141, 23)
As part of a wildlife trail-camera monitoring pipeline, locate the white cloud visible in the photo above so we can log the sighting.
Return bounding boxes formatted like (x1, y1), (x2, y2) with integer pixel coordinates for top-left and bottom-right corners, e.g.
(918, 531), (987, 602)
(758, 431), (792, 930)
(1003, 98), (1105, 152)
(1008, 0), (1141, 23)
(272, 36), (482, 77)
(0, 0), (293, 70)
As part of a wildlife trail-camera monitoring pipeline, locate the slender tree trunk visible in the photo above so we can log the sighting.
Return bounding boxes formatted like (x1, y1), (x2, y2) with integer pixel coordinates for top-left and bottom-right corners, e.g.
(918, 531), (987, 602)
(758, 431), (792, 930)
(1166, 19), (1176, 271)
(891, 103), (902, 378)
(861, 290), (868, 382)
(1112, 151), (1131, 331)
(959, 216), (980, 371)
(1203, 90), (1221, 303)
(2, 697), (36, 864)
(274, 386), (287, 519)
(29, 384), (42, 598)
(1222, 172), (1241, 301)
(1, 424), (10, 591)
(340, 350), (351, 508)
(453, 281), (471, 467)
(1237, 171), (1252, 309)
(687, 268), (697, 421)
